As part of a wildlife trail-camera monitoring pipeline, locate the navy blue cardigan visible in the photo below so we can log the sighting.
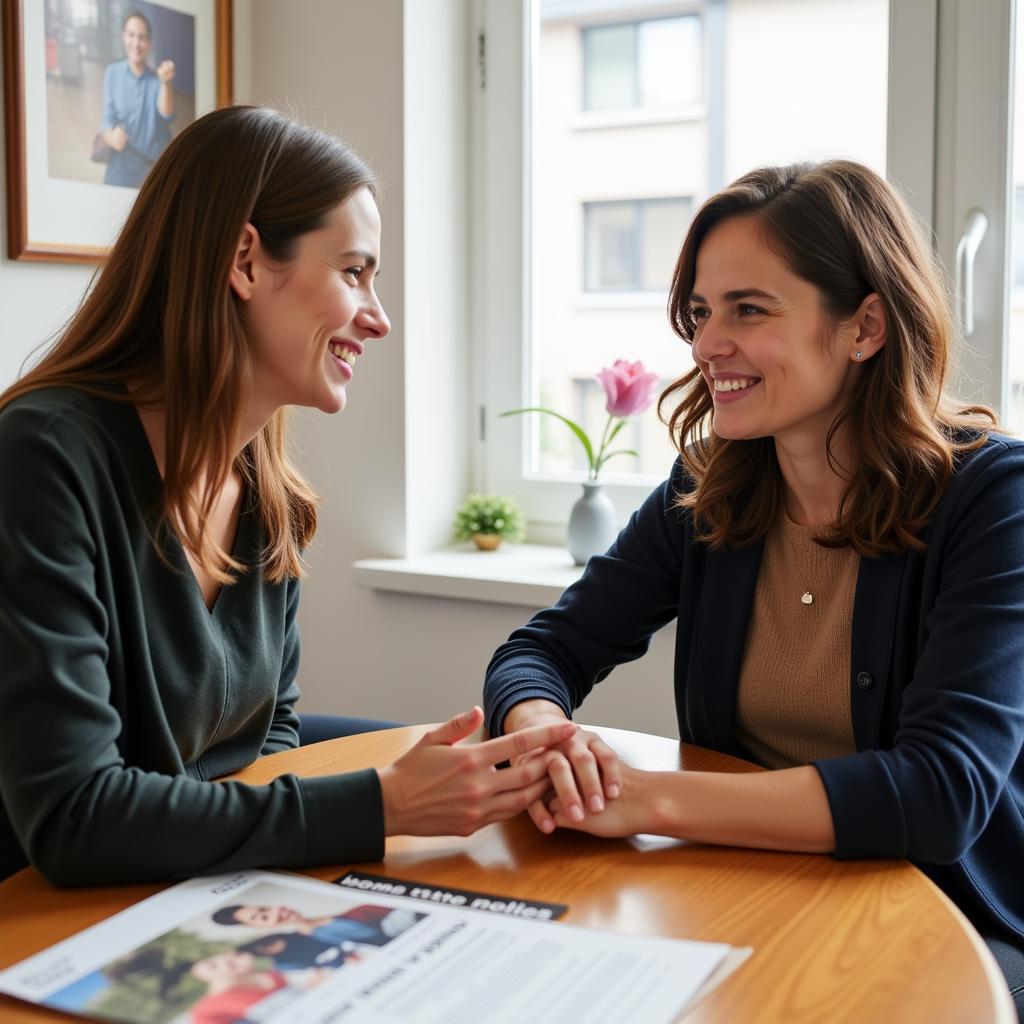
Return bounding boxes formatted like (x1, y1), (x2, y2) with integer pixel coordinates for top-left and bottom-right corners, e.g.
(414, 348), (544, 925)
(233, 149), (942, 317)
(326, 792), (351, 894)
(484, 437), (1024, 941)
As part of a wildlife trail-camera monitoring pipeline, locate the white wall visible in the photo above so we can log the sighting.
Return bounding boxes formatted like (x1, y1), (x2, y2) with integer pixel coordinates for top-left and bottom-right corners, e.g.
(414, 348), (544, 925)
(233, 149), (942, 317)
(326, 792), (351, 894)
(0, 40), (96, 386)
(0, 0), (679, 737)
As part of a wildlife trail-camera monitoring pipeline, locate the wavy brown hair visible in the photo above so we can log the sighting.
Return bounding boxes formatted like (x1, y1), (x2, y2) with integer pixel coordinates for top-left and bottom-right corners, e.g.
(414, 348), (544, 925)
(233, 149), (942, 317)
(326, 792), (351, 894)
(0, 106), (376, 583)
(660, 160), (997, 556)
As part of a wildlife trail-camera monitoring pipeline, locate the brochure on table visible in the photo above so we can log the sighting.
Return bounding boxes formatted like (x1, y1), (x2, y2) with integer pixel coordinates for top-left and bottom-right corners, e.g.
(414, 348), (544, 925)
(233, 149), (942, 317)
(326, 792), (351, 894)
(0, 870), (748, 1024)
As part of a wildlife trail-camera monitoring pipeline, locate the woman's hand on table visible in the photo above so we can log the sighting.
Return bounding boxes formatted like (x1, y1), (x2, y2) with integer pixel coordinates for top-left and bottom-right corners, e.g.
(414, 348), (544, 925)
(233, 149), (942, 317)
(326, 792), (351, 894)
(546, 763), (651, 838)
(502, 699), (623, 835)
(546, 764), (838, 853)
(377, 706), (576, 838)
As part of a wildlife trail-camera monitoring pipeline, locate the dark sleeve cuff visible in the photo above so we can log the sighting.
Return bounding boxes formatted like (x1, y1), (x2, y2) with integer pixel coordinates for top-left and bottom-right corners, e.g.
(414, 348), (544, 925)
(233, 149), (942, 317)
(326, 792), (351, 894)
(487, 682), (574, 736)
(299, 768), (385, 865)
(813, 752), (909, 860)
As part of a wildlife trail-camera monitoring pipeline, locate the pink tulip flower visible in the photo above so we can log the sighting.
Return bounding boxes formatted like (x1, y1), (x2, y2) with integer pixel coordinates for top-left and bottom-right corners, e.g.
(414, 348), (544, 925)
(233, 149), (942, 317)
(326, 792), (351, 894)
(597, 360), (659, 418)
(501, 359), (658, 479)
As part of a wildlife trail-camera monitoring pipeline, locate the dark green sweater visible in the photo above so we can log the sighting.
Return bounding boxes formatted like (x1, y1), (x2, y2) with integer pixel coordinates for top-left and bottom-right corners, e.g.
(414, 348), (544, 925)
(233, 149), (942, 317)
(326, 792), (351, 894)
(0, 388), (384, 884)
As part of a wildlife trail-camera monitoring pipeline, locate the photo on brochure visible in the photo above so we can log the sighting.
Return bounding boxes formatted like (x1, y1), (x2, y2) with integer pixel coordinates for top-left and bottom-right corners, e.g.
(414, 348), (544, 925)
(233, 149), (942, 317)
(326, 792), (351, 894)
(41, 880), (427, 1024)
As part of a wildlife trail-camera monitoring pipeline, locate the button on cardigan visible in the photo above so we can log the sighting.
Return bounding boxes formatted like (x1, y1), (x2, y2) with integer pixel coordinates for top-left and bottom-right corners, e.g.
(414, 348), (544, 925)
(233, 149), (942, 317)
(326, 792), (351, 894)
(485, 439), (1024, 941)
(0, 388), (384, 884)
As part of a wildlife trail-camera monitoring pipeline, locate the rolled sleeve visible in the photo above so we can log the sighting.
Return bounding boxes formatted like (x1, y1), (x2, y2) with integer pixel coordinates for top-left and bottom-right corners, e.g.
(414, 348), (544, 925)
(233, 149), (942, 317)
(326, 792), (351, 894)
(814, 751), (908, 859)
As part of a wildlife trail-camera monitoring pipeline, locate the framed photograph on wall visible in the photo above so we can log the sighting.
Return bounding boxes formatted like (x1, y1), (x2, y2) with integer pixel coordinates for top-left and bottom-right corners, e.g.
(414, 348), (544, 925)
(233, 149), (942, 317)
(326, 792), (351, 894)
(2, 0), (232, 263)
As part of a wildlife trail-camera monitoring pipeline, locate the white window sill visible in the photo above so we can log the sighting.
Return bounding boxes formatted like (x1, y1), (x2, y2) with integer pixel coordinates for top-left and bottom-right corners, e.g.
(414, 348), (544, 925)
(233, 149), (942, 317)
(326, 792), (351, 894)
(353, 543), (583, 608)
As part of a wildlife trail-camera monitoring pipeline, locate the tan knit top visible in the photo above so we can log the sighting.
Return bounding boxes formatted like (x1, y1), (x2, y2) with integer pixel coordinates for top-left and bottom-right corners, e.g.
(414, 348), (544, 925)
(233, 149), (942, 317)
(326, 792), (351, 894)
(734, 513), (860, 769)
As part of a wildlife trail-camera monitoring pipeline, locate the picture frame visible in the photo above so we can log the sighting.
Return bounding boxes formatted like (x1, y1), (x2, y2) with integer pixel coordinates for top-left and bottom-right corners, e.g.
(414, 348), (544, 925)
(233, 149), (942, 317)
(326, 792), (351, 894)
(2, 0), (232, 263)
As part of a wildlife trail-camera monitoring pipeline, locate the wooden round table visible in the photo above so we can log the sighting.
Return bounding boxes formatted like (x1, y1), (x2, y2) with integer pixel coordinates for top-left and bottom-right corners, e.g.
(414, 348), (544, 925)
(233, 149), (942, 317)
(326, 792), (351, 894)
(0, 725), (1015, 1023)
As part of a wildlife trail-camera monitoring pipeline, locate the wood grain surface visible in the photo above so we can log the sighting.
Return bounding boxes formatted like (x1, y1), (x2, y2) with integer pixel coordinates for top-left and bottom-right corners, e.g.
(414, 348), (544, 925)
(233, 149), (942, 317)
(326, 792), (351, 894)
(0, 725), (1014, 1023)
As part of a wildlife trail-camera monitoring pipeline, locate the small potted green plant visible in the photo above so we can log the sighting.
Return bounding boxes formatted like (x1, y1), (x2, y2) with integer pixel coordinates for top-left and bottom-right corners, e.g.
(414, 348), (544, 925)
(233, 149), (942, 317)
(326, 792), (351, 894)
(453, 493), (526, 551)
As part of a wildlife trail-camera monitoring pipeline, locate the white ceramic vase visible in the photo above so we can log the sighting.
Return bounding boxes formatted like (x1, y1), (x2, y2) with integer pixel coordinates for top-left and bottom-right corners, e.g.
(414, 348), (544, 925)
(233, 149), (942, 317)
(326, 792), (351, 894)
(567, 482), (618, 566)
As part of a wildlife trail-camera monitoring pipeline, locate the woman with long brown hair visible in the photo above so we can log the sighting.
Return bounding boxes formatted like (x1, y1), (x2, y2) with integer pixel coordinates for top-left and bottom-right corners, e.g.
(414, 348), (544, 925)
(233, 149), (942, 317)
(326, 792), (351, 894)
(485, 160), (1024, 1011)
(0, 105), (575, 886)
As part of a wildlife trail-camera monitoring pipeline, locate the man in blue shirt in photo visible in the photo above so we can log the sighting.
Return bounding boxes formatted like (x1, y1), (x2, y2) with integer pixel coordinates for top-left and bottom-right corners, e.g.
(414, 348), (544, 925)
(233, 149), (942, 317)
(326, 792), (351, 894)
(97, 10), (176, 188)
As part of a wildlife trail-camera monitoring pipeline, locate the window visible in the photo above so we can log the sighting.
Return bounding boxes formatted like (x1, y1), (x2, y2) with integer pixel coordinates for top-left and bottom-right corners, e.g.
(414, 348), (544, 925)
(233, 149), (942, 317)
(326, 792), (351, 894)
(477, 0), (931, 528)
(582, 15), (702, 111)
(584, 198), (693, 292)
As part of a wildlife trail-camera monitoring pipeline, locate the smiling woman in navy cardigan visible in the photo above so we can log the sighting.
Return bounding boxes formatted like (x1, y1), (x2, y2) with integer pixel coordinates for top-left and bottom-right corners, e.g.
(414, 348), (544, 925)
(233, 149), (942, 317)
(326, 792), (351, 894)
(484, 161), (1024, 1013)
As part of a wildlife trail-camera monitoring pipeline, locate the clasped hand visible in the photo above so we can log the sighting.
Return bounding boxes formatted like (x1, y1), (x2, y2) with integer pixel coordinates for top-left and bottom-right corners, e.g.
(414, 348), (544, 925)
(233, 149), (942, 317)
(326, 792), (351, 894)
(504, 701), (624, 835)
(377, 706), (578, 838)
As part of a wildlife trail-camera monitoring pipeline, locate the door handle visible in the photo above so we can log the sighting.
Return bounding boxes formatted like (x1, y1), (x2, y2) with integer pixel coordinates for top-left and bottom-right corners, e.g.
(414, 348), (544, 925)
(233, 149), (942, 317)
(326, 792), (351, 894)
(955, 208), (988, 338)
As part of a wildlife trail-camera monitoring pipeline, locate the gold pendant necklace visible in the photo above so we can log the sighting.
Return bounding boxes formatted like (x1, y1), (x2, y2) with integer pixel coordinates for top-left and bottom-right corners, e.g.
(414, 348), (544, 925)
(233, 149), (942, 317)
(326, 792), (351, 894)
(782, 508), (833, 606)
(800, 551), (829, 606)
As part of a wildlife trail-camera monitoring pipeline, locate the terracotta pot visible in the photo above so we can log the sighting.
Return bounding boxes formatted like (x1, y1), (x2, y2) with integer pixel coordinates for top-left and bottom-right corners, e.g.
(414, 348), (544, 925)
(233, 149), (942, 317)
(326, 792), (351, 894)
(473, 533), (503, 551)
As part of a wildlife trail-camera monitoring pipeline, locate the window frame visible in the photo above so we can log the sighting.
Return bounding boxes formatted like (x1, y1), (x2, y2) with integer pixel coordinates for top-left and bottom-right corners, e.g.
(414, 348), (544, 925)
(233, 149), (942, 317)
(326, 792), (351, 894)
(930, 0), (1015, 421)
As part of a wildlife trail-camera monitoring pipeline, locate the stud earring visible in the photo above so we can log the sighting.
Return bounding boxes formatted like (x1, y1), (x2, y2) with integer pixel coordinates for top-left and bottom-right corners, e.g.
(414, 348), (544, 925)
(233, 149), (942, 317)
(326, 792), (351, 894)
(854, 351), (863, 360)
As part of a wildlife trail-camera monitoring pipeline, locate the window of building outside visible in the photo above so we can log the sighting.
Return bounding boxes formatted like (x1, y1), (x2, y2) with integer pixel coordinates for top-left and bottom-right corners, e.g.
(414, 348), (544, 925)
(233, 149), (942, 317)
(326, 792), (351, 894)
(584, 198), (692, 292)
(582, 15), (701, 111)
(526, 0), (890, 484)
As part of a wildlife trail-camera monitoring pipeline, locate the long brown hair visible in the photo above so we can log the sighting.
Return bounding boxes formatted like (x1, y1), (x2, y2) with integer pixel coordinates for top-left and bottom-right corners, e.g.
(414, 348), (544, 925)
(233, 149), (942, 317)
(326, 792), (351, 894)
(0, 106), (376, 583)
(661, 160), (996, 556)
